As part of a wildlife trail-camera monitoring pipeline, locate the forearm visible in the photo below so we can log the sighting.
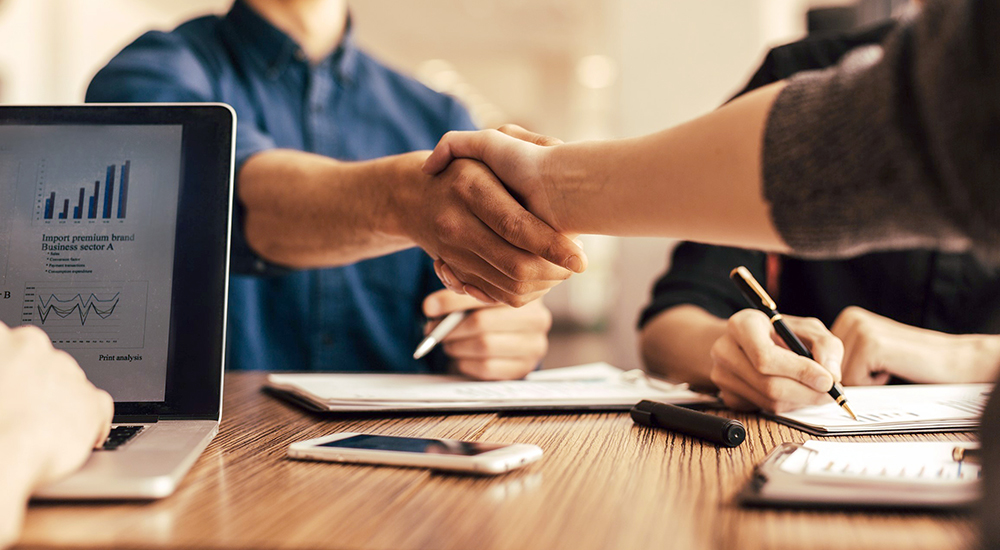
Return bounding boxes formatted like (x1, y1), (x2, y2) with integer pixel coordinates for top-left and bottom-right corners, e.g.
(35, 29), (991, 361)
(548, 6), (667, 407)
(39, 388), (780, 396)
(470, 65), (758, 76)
(0, 431), (40, 549)
(543, 82), (789, 252)
(640, 305), (728, 390)
(238, 149), (418, 269)
(953, 335), (1000, 384)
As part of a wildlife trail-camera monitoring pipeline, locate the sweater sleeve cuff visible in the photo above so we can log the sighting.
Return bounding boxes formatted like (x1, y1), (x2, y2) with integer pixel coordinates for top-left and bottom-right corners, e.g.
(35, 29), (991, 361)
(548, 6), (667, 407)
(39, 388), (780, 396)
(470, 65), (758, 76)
(761, 44), (971, 259)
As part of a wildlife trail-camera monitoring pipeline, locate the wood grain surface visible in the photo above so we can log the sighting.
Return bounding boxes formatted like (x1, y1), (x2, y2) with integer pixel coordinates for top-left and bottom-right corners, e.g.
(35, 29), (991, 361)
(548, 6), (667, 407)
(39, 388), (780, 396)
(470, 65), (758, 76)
(16, 373), (979, 550)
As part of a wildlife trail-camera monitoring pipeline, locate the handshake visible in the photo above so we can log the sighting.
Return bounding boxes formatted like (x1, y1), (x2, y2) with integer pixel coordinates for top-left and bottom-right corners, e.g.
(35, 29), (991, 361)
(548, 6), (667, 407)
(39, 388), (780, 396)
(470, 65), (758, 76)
(413, 125), (586, 307)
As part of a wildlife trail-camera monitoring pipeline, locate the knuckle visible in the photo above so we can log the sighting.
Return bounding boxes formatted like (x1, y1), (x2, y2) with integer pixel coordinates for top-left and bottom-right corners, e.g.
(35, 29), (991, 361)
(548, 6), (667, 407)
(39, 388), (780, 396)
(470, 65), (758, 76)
(709, 365), (726, 386)
(507, 294), (532, 308)
(495, 212), (527, 242)
(464, 311), (487, 332)
(709, 338), (730, 366)
(16, 325), (51, 347)
(728, 309), (758, 331)
(433, 213), (463, 242)
(507, 260), (534, 282)
(761, 377), (786, 402)
(500, 280), (533, 298)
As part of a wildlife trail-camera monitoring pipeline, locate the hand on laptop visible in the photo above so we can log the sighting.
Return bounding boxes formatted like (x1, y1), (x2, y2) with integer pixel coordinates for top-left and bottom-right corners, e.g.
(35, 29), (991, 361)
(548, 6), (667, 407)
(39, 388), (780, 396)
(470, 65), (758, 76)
(0, 323), (113, 549)
(708, 310), (844, 413)
(422, 289), (551, 380)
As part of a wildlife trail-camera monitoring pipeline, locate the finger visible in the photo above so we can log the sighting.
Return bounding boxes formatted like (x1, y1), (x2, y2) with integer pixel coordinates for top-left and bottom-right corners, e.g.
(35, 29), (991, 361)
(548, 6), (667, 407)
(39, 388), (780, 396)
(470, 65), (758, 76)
(441, 305), (552, 341)
(463, 182), (587, 274)
(455, 358), (536, 381)
(92, 389), (115, 449)
(782, 317), (844, 382)
(463, 284), (501, 305)
(712, 334), (828, 408)
(496, 124), (563, 146)
(728, 311), (834, 392)
(435, 261), (467, 295)
(712, 362), (827, 413)
(718, 390), (758, 412)
(423, 129), (507, 175)
(443, 332), (548, 360)
(443, 258), (555, 307)
(433, 180), (579, 283)
(423, 289), (494, 318)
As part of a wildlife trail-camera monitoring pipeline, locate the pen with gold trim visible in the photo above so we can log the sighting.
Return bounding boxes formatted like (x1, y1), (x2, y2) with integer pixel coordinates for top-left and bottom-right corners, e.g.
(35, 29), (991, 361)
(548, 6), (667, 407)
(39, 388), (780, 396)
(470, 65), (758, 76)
(729, 266), (859, 421)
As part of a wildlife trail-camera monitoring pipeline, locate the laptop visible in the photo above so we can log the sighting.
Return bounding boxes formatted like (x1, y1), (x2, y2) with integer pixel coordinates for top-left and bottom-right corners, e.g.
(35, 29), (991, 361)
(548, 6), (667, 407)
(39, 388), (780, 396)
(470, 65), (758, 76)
(0, 104), (235, 499)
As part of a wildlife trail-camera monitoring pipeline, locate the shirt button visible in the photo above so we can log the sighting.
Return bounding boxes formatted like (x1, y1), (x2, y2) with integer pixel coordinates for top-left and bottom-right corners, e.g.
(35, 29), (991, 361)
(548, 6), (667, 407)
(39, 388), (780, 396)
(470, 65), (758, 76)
(254, 259), (267, 273)
(294, 49), (307, 62)
(321, 334), (335, 346)
(311, 102), (324, 113)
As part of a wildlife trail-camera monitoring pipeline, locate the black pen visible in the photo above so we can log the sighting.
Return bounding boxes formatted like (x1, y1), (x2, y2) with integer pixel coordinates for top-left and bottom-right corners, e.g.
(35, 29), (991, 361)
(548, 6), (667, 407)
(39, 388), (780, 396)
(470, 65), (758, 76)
(729, 266), (858, 421)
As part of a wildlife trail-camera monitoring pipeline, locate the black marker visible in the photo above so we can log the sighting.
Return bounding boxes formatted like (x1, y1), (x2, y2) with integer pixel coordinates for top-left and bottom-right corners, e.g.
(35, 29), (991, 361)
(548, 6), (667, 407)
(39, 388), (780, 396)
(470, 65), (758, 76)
(631, 400), (746, 447)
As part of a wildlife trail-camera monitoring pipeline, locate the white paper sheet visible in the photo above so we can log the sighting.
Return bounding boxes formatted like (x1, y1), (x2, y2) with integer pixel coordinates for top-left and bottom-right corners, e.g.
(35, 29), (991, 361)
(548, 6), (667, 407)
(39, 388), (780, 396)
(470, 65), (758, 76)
(265, 363), (717, 412)
(771, 384), (990, 435)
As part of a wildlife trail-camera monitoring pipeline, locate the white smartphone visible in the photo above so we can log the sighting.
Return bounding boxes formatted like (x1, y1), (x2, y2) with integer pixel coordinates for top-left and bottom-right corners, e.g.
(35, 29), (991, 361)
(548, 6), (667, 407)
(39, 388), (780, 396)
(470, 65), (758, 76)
(287, 432), (543, 475)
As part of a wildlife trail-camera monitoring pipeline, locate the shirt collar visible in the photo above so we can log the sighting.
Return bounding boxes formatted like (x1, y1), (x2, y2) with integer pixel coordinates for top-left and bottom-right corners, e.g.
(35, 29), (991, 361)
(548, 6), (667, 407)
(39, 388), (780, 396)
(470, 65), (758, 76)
(225, 0), (360, 84)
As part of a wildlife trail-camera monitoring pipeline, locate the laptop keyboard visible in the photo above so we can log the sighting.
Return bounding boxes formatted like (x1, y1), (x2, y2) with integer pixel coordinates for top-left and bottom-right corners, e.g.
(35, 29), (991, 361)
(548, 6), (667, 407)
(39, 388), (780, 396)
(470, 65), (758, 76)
(100, 426), (144, 450)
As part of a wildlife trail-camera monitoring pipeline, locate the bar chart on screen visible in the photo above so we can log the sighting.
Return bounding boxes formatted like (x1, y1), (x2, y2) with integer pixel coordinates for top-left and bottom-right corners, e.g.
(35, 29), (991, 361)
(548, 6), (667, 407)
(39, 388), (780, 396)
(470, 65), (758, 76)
(33, 158), (136, 226)
(20, 281), (148, 348)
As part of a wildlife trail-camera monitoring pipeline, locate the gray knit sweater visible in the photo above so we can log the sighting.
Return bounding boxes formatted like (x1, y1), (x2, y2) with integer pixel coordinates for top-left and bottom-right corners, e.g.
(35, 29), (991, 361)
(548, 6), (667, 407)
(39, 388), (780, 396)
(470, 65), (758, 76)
(763, 0), (1000, 259)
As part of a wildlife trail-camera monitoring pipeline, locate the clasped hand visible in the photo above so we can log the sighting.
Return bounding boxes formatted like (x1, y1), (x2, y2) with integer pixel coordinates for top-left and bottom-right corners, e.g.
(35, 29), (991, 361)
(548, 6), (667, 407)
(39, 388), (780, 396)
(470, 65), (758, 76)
(419, 125), (575, 306)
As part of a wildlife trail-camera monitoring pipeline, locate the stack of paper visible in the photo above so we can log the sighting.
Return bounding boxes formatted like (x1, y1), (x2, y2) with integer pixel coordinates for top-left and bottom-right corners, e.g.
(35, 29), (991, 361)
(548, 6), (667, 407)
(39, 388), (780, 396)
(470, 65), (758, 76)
(772, 384), (990, 435)
(742, 440), (981, 509)
(265, 363), (717, 413)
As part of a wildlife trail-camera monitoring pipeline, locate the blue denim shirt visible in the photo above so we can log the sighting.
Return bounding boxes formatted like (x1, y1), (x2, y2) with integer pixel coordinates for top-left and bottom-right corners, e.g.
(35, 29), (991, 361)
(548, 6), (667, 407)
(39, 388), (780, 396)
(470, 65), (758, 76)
(86, 1), (476, 372)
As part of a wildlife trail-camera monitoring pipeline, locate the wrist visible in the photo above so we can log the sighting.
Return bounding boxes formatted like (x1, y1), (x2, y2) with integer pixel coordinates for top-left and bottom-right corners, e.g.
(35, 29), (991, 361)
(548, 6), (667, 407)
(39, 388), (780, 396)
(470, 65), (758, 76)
(372, 151), (429, 242)
(957, 335), (1000, 383)
(0, 429), (43, 546)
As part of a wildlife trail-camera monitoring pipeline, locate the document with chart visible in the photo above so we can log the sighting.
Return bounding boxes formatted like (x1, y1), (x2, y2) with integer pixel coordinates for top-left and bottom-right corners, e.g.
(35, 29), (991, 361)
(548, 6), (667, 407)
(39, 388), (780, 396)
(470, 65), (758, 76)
(770, 384), (990, 435)
(0, 124), (182, 401)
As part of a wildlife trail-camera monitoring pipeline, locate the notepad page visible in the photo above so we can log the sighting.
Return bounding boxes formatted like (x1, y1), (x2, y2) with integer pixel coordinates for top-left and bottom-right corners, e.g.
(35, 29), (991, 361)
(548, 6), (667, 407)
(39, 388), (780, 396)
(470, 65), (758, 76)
(265, 362), (715, 409)
(779, 440), (980, 484)
(774, 384), (989, 433)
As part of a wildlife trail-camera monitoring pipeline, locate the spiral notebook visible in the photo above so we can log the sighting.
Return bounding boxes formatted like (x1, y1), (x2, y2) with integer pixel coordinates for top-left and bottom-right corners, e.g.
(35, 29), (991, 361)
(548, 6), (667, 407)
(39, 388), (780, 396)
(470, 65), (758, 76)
(740, 440), (981, 509)
(264, 363), (717, 413)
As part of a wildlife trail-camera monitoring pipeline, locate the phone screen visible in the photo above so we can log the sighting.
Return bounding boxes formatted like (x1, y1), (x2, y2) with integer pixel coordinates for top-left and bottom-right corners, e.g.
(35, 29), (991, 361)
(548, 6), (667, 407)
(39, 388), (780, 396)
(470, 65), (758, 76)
(320, 435), (506, 456)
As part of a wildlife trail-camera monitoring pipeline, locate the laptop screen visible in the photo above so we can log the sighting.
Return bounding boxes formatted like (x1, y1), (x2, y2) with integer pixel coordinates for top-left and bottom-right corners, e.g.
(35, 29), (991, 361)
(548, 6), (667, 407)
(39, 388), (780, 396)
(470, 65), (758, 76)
(0, 105), (233, 418)
(0, 125), (181, 401)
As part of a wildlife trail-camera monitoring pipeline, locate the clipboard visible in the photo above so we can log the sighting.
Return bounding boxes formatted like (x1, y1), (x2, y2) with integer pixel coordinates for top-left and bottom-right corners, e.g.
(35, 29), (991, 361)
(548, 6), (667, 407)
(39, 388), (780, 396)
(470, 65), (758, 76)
(739, 441), (981, 510)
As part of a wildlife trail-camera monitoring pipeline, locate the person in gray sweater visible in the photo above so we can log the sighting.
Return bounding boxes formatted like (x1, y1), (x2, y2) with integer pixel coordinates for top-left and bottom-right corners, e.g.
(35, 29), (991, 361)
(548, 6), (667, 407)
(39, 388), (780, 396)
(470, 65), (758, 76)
(422, 0), (1000, 543)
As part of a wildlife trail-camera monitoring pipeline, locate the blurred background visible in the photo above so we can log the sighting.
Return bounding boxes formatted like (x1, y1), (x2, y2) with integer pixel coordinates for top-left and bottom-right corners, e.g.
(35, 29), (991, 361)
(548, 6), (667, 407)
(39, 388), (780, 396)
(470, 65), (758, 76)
(0, 0), (908, 372)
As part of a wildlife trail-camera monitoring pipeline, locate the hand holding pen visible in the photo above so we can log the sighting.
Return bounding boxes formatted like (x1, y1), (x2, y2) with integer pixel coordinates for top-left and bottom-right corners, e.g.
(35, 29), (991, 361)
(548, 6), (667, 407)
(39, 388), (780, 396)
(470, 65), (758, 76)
(727, 267), (857, 419)
(415, 289), (551, 381)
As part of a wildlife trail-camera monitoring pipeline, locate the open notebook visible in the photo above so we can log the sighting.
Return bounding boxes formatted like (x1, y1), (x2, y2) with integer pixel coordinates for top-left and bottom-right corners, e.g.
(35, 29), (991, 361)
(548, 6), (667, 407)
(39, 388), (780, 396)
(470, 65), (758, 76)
(770, 383), (990, 435)
(264, 363), (717, 413)
(740, 440), (981, 509)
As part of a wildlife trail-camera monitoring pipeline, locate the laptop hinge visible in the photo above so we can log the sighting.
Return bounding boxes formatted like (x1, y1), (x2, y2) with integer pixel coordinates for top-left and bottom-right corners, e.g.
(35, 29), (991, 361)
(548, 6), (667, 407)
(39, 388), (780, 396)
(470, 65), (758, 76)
(113, 415), (159, 424)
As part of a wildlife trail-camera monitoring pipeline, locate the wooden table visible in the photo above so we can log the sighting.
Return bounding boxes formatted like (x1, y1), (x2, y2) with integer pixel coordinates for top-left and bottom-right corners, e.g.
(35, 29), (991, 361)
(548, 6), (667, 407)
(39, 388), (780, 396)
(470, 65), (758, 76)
(17, 373), (978, 550)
